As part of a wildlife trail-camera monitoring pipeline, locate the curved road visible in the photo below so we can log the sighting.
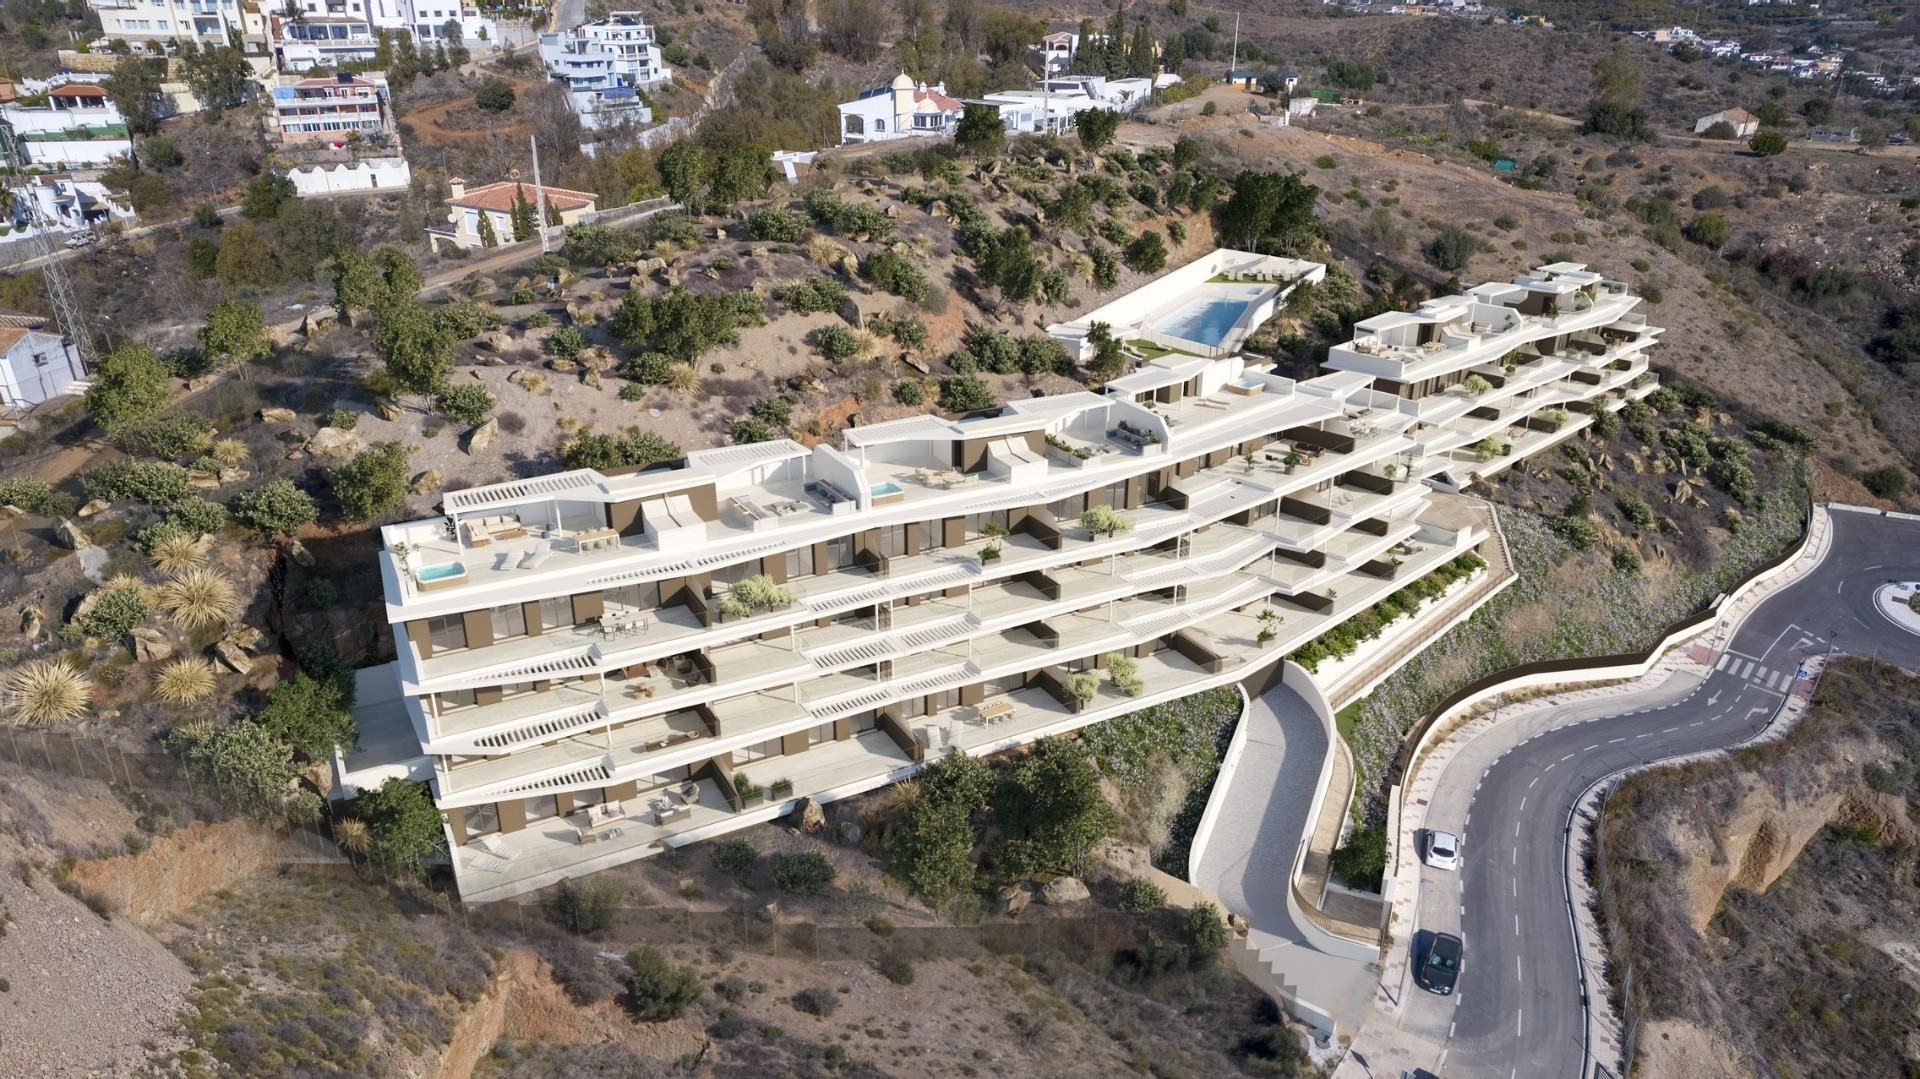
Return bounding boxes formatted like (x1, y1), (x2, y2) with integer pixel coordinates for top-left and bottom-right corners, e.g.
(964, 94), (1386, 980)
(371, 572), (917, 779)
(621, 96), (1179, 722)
(1399, 506), (1920, 1078)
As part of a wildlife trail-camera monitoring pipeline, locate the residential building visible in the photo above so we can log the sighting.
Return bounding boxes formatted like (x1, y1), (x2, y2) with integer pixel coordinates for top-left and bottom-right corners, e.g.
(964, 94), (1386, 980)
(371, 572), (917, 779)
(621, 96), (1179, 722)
(837, 73), (964, 144)
(0, 314), (87, 409)
(1029, 30), (1079, 78)
(338, 248), (1658, 904)
(0, 81), (131, 166)
(1693, 108), (1759, 137)
(538, 11), (672, 93)
(427, 178), (598, 252)
(85, 0), (256, 51)
(567, 86), (653, 133)
(269, 73), (413, 196)
(4, 175), (138, 239)
(1227, 70), (1269, 93)
(274, 0), (498, 70)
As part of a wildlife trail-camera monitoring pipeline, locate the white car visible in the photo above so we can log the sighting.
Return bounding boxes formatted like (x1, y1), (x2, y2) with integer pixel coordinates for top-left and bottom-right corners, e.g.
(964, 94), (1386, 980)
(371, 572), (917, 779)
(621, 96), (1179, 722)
(1426, 830), (1461, 872)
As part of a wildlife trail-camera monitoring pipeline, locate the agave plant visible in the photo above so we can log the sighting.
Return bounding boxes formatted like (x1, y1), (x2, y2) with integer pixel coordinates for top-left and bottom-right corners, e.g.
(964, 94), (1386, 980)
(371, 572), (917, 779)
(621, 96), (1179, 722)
(3, 660), (93, 726)
(148, 533), (208, 573)
(210, 438), (251, 465)
(333, 818), (371, 856)
(157, 567), (240, 630)
(151, 657), (216, 704)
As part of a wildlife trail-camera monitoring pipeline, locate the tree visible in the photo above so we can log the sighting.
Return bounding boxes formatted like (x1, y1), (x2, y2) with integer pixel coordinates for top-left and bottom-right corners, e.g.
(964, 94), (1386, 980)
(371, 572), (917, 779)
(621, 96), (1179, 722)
(374, 301), (454, 395)
(819, 0), (883, 60)
(330, 441), (409, 522)
(105, 55), (167, 135)
(657, 142), (710, 212)
(1216, 170), (1321, 255)
(1749, 130), (1789, 156)
(938, 374), (995, 412)
(240, 173), (296, 220)
(1423, 225), (1483, 272)
(1077, 107), (1122, 152)
(977, 226), (1043, 302)
(770, 851), (837, 896)
(865, 250), (930, 302)
(992, 738), (1117, 877)
(546, 878), (623, 934)
(441, 19), (470, 66)
(1589, 43), (1642, 112)
(1701, 120), (1737, 140)
(1085, 322), (1127, 382)
(352, 778), (445, 875)
(84, 345), (172, 435)
(199, 299), (271, 370)
(375, 246), (422, 299)
(167, 720), (320, 823)
(1861, 465), (1910, 499)
(214, 218), (278, 288)
(886, 750), (995, 905)
(178, 41), (251, 116)
(510, 183), (537, 242)
(233, 480), (318, 536)
(626, 946), (702, 1020)
(474, 76), (516, 111)
(1684, 212), (1731, 249)
(1123, 230), (1167, 273)
(1324, 58), (1376, 92)
(328, 249), (385, 324)
(706, 144), (774, 208)
(256, 672), (356, 758)
(954, 103), (1005, 157)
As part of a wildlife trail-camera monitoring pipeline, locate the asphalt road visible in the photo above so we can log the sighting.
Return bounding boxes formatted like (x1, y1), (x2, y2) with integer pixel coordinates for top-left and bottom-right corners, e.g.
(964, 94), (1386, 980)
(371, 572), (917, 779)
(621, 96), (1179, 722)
(1403, 507), (1920, 1079)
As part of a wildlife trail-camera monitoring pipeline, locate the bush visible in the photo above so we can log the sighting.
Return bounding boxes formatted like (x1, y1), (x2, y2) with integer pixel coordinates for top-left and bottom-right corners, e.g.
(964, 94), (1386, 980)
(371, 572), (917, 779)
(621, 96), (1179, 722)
(545, 325), (587, 358)
(780, 276), (848, 315)
(168, 496), (227, 536)
(1330, 825), (1387, 890)
(747, 206), (807, 242)
(1183, 901), (1229, 954)
(791, 986), (838, 1017)
(865, 250), (929, 302)
(558, 430), (679, 470)
(329, 441), (409, 522)
(474, 77), (516, 112)
(1423, 225), (1483, 272)
(1123, 230), (1167, 273)
(1117, 877), (1166, 913)
(1862, 465), (1910, 499)
(546, 877), (625, 934)
(232, 479), (318, 535)
(938, 374), (995, 413)
(892, 380), (925, 406)
(1749, 130), (1789, 156)
(113, 412), (213, 460)
(0, 478), (74, 517)
(434, 384), (495, 426)
(327, 408), (358, 431)
(82, 586), (150, 639)
(83, 459), (191, 505)
(1312, 154), (1337, 169)
(625, 946), (702, 1021)
(878, 955), (915, 985)
(770, 851), (836, 897)
(710, 837), (757, 875)
(812, 324), (861, 362)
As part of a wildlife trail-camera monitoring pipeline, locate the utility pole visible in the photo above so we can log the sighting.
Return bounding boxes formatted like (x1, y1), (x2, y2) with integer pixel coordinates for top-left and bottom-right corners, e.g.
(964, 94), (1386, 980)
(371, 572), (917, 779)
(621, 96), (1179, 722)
(529, 133), (549, 254)
(0, 120), (90, 374)
(1229, 13), (1240, 83)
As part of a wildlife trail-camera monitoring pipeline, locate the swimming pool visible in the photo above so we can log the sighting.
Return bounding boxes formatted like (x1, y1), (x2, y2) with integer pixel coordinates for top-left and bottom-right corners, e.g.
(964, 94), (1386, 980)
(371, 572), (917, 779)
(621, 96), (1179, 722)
(1155, 298), (1252, 349)
(418, 562), (466, 582)
(870, 481), (904, 497)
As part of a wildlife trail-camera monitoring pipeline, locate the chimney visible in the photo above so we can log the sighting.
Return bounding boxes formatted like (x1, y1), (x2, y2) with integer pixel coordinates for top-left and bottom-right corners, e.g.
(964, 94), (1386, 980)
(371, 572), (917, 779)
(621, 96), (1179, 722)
(448, 177), (466, 200)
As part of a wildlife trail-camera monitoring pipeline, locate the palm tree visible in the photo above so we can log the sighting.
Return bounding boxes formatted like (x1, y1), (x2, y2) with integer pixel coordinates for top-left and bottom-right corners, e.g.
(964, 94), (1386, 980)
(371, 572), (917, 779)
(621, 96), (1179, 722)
(157, 567), (240, 630)
(3, 660), (93, 725)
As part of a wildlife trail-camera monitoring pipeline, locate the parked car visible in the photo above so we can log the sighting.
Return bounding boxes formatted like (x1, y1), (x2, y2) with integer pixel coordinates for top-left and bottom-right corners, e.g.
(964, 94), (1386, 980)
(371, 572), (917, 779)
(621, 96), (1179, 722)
(1425, 829), (1461, 871)
(1419, 933), (1463, 995)
(64, 230), (96, 249)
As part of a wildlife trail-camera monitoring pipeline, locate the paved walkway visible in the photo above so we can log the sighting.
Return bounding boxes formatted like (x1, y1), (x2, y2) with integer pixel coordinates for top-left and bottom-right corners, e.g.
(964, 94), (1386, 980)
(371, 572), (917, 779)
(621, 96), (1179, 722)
(1192, 680), (1377, 1034)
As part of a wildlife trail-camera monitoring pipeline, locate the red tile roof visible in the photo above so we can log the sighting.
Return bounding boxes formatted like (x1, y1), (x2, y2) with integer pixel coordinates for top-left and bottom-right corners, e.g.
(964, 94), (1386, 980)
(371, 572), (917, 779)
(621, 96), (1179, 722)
(51, 84), (107, 99)
(448, 181), (598, 213)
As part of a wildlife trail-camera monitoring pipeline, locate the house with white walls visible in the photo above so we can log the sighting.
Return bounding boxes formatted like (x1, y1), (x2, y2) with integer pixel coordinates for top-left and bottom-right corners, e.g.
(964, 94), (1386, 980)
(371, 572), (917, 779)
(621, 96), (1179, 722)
(269, 73), (413, 196)
(836, 74), (965, 144)
(0, 315), (87, 409)
(427, 178), (599, 252)
(538, 10), (672, 93)
(0, 81), (132, 166)
(4, 175), (138, 240)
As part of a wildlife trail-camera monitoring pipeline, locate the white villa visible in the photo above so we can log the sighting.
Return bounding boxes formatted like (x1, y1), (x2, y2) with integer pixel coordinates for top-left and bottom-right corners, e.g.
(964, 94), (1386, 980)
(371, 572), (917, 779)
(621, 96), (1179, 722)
(334, 250), (1660, 905)
(4, 175), (138, 239)
(0, 81), (131, 166)
(837, 72), (1160, 146)
(836, 74), (966, 144)
(538, 11), (672, 93)
(273, 0), (496, 71)
(0, 315), (87, 409)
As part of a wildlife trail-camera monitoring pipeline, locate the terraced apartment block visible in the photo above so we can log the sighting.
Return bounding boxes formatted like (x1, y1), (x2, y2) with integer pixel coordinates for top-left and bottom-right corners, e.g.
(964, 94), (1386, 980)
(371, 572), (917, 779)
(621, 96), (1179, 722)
(337, 250), (1661, 903)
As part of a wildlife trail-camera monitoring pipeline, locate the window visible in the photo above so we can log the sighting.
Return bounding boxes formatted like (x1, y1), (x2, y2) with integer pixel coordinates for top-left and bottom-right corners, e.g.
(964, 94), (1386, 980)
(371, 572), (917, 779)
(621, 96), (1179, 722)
(930, 687), (960, 713)
(709, 559), (753, 588)
(965, 510), (1008, 539)
(878, 524), (909, 559)
(489, 603), (527, 640)
(538, 594), (574, 631)
(919, 520), (946, 553)
(524, 794), (559, 823)
(463, 802), (499, 841)
(851, 711), (880, 733)
(824, 534), (857, 571)
(784, 544), (814, 580)
(898, 696), (925, 719)
(807, 722), (835, 745)
(426, 613), (467, 652)
(733, 737), (782, 764)
(1047, 493), (1085, 521)
(606, 581), (659, 610)
(438, 688), (476, 710)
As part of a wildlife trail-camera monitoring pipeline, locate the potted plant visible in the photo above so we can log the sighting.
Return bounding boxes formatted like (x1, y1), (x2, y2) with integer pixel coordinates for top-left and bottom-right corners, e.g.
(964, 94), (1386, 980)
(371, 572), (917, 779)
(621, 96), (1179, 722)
(1462, 373), (1494, 396)
(768, 778), (794, 800)
(1064, 671), (1099, 711)
(980, 540), (1003, 564)
(1283, 450), (1302, 473)
(1257, 625), (1277, 645)
(717, 574), (794, 621)
(1244, 452), (1257, 473)
(733, 772), (764, 808)
(1382, 463), (1399, 481)
(1105, 652), (1143, 696)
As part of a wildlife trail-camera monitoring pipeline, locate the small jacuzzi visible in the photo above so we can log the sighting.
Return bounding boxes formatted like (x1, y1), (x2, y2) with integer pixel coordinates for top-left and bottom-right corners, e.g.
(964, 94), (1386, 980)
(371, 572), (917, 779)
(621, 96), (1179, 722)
(870, 480), (907, 505)
(1227, 376), (1266, 396)
(416, 561), (468, 591)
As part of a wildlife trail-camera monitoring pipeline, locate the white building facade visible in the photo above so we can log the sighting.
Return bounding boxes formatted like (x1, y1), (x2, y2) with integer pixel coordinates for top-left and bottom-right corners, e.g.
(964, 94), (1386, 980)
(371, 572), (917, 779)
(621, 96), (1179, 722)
(0, 317), (87, 409)
(538, 11), (671, 93)
(338, 250), (1659, 905)
(837, 73), (964, 144)
(1, 82), (132, 166)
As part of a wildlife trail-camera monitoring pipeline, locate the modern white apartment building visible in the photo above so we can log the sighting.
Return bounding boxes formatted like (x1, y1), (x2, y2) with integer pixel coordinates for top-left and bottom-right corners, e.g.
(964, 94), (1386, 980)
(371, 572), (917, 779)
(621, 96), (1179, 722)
(274, 0), (497, 71)
(537, 11), (671, 93)
(85, 0), (260, 51)
(339, 250), (1658, 904)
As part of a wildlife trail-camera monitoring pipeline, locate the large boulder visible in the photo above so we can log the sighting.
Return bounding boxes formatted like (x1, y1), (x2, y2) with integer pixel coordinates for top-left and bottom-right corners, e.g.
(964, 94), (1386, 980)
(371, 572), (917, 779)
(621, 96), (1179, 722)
(55, 518), (90, 550)
(480, 331), (514, 353)
(286, 539), (315, 568)
(999, 884), (1031, 917)
(465, 417), (500, 456)
(1040, 876), (1090, 905)
(304, 426), (364, 459)
(224, 625), (265, 654)
(77, 499), (110, 518)
(837, 820), (863, 847)
(18, 604), (44, 639)
(212, 639), (252, 674)
(411, 469), (443, 496)
(259, 407), (297, 424)
(792, 797), (827, 832)
(130, 626), (173, 664)
(376, 401), (405, 422)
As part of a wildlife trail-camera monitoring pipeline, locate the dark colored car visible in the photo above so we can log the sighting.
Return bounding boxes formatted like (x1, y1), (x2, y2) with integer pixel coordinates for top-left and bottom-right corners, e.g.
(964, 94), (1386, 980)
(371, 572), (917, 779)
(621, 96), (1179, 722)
(1419, 933), (1463, 995)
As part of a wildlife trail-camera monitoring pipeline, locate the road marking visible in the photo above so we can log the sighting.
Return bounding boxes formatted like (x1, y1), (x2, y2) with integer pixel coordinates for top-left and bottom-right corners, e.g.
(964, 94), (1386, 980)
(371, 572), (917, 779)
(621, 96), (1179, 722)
(1663, 726), (1679, 733)
(1516, 955), (1522, 982)
(1515, 820), (1521, 837)
(1544, 763), (1554, 773)
(1514, 913), (1520, 936)
(1583, 745), (1599, 752)
(1460, 905), (1466, 918)
(1449, 1021), (1456, 1039)
(1716, 653), (1733, 671)
(1757, 666), (1772, 684)
(1518, 796), (1526, 813)
(1560, 754), (1574, 762)
(1634, 732), (1650, 738)
(1690, 721), (1705, 727)
(1608, 737), (1626, 744)
(1512, 848), (1517, 865)
(1528, 777), (1538, 789)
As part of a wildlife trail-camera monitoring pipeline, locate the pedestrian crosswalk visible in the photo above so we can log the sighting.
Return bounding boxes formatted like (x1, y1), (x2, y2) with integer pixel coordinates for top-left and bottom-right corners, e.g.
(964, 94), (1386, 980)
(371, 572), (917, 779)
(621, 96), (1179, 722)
(1713, 652), (1795, 691)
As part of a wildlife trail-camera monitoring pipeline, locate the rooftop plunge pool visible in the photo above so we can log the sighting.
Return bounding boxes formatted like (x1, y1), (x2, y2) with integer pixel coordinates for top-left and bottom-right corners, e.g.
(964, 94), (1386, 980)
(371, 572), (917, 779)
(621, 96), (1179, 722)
(1154, 297), (1253, 350)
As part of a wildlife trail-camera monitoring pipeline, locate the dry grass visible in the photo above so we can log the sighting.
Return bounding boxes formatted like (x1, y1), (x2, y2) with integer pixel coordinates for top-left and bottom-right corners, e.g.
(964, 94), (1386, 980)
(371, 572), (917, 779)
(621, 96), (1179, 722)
(210, 438), (250, 465)
(151, 658), (217, 704)
(3, 659), (93, 725)
(156, 567), (240, 630)
(148, 533), (208, 573)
